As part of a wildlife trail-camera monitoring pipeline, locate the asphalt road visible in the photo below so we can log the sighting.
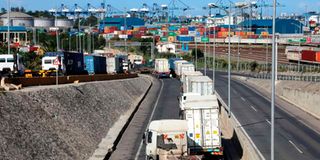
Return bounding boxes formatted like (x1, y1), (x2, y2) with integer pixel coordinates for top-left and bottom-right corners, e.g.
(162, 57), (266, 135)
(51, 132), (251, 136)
(211, 71), (320, 160)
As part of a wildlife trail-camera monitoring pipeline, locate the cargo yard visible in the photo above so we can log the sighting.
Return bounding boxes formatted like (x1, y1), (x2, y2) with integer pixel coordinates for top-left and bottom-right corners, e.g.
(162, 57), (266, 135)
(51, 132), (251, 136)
(1, 0), (320, 160)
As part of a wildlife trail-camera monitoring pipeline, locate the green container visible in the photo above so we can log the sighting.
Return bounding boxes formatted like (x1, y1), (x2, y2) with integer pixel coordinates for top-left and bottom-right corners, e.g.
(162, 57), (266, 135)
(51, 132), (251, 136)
(201, 37), (209, 42)
(169, 32), (176, 36)
(161, 37), (168, 42)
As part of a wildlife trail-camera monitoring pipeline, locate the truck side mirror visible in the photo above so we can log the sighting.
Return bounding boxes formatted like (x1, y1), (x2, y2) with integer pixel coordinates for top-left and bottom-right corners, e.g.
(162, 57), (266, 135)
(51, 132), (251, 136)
(147, 131), (153, 143)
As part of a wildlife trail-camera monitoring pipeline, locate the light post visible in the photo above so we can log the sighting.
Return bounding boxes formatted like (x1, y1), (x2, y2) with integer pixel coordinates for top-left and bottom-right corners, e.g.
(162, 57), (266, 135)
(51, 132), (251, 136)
(271, 0), (277, 160)
(210, 2), (233, 117)
(7, 0), (10, 55)
(291, 22), (303, 72)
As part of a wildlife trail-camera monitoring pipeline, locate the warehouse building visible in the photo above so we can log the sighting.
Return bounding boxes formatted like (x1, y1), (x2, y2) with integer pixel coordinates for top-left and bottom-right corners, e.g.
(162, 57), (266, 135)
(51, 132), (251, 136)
(239, 19), (303, 34)
(99, 17), (145, 31)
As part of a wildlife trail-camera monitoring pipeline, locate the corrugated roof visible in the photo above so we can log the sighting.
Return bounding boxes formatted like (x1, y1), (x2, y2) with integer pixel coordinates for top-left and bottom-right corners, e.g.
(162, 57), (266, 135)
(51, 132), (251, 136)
(0, 12), (33, 18)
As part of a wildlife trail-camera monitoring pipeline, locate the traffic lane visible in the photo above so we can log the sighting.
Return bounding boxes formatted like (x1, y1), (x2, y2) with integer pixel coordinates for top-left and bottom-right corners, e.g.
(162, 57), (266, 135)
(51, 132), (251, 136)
(212, 72), (320, 159)
(109, 76), (161, 160)
(151, 78), (181, 120)
(136, 78), (182, 160)
(230, 78), (320, 159)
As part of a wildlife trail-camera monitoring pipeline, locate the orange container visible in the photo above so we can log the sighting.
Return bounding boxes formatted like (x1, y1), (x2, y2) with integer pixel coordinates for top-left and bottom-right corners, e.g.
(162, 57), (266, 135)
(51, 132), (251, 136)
(316, 52), (320, 62)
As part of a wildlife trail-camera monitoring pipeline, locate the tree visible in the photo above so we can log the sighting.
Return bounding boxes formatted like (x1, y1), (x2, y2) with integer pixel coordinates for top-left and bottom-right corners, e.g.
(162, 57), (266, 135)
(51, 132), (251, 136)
(1, 8), (6, 14)
(191, 48), (204, 58)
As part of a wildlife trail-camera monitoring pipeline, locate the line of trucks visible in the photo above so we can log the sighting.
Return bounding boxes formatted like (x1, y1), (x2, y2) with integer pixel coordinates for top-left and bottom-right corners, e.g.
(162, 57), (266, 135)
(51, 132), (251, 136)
(0, 52), (132, 77)
(145, 58), (223, 160)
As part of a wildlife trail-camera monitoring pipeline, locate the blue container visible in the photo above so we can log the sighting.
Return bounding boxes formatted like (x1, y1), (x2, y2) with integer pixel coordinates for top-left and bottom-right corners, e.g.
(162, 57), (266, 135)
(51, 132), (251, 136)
(168, 58), (183, 70)
(188, 26), (196, 31)
(84, 55), (107, 74)
(44, 51), (85, 75)
(177, 36), (194, 42)
(169, 26), (179, 31)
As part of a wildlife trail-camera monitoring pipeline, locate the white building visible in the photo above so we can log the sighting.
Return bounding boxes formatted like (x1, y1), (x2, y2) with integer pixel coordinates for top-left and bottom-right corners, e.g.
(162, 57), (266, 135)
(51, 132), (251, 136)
(157, 43), (176, 54)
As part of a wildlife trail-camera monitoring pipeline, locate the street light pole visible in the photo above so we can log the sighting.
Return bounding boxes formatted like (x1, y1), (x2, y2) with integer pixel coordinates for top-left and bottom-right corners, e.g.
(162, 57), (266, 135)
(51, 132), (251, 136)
(213, 25), (216, 91)
(7, 0), (10, 55)
(271, 0), (277, 160)
(204, 22), (207, 76)
(228, 2), (232, 117)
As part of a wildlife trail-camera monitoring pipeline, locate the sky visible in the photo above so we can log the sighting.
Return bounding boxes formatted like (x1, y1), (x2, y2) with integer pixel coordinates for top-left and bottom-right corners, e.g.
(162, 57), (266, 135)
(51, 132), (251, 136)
(1, 0), (320, 16)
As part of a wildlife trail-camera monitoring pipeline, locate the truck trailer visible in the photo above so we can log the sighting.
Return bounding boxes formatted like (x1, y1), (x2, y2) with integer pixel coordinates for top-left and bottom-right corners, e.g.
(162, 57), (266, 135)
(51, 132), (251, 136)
(180, 94), (223, 156)
(154, 58), (170, 78)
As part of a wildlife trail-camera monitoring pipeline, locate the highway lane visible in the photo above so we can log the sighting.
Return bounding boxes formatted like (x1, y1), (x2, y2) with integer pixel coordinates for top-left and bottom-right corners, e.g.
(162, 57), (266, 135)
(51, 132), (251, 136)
(210, 71), (320, 160)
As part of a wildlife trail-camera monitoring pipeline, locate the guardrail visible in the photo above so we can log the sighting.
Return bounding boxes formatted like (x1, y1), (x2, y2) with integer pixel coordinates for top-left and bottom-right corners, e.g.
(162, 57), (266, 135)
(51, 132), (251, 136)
(240, 72), (320, 82)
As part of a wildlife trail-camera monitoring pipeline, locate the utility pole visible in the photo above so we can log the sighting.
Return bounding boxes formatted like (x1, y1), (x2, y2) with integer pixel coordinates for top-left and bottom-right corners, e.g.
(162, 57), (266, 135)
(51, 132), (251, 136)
(7, 0), (10, 55)
(271, 0), (277, 160)
(228, 2), (232, 117)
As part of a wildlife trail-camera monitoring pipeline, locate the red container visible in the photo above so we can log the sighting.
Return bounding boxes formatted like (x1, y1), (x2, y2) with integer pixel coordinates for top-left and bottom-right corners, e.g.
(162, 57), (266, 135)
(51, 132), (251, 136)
(301, 50), (316, 62)
(163, 32), (168, 37)
(248, 35), (259, 39)
(220, 28), (229, 32)
(210, 27), (221, 31)
(208, 34), (217, 38)
(180, 31), (188, 35)
(316, 52), (320, 62)
(133, 34), (142, 39)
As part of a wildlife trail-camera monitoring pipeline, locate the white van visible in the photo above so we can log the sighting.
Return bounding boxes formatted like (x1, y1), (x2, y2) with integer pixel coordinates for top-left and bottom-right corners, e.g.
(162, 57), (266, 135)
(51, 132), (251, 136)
(42, 56), (64, 71)
(0, 54), (24, 75)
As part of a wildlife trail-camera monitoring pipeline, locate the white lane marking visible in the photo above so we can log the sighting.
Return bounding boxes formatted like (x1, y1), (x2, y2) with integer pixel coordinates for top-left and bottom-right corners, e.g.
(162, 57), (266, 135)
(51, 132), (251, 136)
(250, 105), (258, 112)
(265, 119), (271, 125)
(241, 97), (246, 101)
(289, 140), (304, 154)
(134, 79), (164, 160)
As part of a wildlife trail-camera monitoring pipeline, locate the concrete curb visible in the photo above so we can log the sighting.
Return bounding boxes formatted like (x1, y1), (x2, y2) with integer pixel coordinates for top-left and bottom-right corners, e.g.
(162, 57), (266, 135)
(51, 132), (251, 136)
(88, 76), (153, 160)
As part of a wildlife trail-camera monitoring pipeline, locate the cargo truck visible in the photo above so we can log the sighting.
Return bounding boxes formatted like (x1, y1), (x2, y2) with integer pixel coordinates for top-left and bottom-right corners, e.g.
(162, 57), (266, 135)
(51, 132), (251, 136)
(180, 94), (223, 157)
(154, 58), (170, 78)
(184, 76), (213, 95)
(144, 119), (189, 160)
(180, 71), (202, 84)
(179, 63), (195, 78)
(174, 60), (188, 77)
(0, 54), (25, 75)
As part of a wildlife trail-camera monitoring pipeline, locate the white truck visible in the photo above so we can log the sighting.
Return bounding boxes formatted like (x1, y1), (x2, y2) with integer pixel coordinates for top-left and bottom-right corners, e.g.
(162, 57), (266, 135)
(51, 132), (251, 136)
(179, 63), (195, 78)
(174, 60), (188, 77)
(154, 58), (170, 78)
(184, 76), (213, 95)
(144, 119), (189, 160)
(0, 54), (25, 75)
(180, 94), (223, 157)
(180, 71), (203, 83)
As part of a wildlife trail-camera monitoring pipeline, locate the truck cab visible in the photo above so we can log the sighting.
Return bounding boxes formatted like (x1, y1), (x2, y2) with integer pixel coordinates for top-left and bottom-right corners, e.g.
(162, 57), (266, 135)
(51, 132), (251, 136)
(144, 120), (188, 160)
(0, 54), (25, 75)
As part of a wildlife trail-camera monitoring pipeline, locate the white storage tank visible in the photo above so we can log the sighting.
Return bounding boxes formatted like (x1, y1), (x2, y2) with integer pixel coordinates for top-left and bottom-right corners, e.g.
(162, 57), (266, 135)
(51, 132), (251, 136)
(55, 19), (73, 28)
(187, 76), (213, 95)
(34, 18), (54, 28)
(0, 12), (34, 27)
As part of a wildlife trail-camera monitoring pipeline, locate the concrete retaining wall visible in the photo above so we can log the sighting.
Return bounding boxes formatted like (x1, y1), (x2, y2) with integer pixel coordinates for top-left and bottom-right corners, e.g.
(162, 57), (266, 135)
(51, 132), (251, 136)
(0, 77), (151, 160)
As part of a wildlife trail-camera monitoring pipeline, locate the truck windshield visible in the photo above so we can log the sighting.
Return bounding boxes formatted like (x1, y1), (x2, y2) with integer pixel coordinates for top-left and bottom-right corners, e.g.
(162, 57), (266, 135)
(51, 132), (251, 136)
(157, 135), (177, 151)
(0, 58), (5, 63)
(7, 58), (14, 63)
(44, 60), (52, 64)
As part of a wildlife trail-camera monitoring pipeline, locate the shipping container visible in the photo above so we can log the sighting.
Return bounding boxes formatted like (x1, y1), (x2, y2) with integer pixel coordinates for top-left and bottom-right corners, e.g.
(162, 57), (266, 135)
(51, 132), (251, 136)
(106, 57), (116, 74)
(169, 26), (179, 31)
(181, 71), (203, 84)
(180, 94), (222, 155)
(180, 63), (195, 77)
(154, 58), (170, 78)
(174, 61), (188, 76)
(177, 35), (194, 42)
(84, 55), (107, 75)
(188, 26), (196, 31)
(301, 50), (316, 62)
(316, 52), (320, 62)
(43, 52), (85, 75)
(186, 76), (213, 95)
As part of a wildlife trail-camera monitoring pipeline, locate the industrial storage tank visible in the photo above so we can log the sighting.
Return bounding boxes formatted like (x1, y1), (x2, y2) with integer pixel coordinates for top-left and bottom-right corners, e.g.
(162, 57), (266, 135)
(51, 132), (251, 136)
(34, 18), (54, 28)
(0, 12), (34, 27)
(55, 19), (73, 28)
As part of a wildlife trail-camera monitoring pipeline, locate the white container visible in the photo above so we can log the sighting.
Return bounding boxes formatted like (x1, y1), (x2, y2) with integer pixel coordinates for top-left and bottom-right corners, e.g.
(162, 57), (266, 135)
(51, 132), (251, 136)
(181, 95), (222, 155)
(106, 57), (116, 74)
(180, 63), (195, 77)
(154, 58), (170, 73)
(174, 60), (188, 76)
(187, 76), (213, 95)
(181, 71), (202, 83)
